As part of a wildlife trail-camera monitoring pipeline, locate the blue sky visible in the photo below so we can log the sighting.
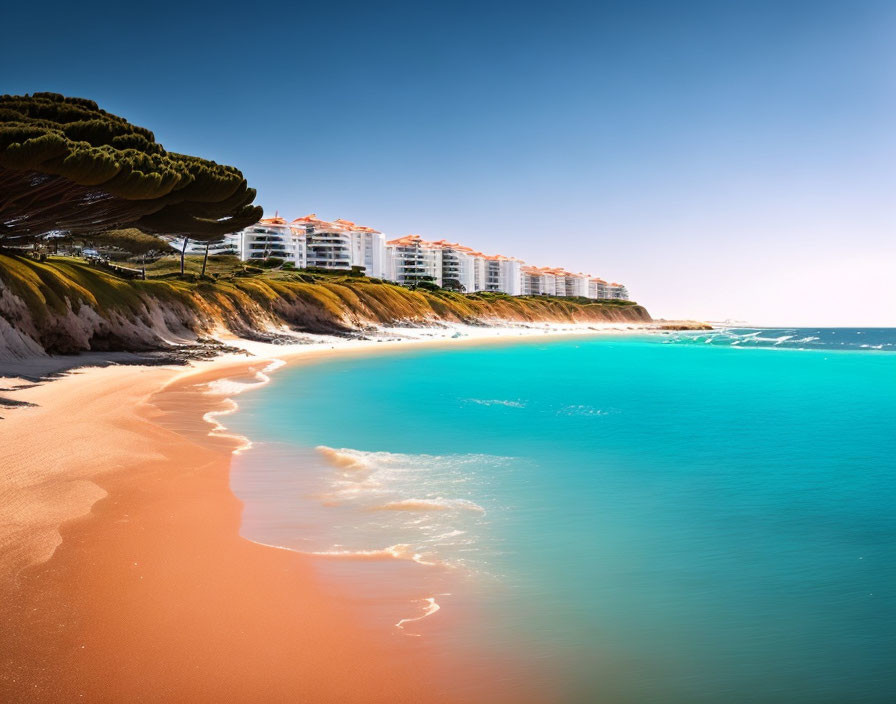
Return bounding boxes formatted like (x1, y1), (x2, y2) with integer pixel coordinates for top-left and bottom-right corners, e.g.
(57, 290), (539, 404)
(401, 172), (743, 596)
(4, 0), (894, 324)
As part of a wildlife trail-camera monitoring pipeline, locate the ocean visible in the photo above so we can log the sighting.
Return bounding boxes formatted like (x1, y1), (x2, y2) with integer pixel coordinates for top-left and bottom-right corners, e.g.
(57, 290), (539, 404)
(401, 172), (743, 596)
(226, 329), (896, 703)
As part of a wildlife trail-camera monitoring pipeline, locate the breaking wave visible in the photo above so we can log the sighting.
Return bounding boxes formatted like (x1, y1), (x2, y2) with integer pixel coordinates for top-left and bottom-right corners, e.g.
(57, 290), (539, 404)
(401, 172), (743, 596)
(197, 359), (286, 454)
(202, 359), (286, 396)
(316, 445), (372, 471)
(310, 543), (439, 566)
(300, 445), (512, 571)
(661, 328), (896, 352)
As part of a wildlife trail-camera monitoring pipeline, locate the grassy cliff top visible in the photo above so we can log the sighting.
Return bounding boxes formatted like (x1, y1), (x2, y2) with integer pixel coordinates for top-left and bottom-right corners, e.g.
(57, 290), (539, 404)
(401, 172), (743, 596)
(0, 253), (651, 357)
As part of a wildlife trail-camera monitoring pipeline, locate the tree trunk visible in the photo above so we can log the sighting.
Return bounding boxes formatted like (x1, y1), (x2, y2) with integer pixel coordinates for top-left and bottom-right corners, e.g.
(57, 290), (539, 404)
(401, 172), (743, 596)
(180, 237), (189, 276)
(201, 241), (210, 278)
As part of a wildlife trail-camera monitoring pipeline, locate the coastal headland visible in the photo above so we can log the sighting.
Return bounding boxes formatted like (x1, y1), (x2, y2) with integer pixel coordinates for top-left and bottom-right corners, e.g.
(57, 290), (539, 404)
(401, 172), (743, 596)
(0, 253), (664, 364)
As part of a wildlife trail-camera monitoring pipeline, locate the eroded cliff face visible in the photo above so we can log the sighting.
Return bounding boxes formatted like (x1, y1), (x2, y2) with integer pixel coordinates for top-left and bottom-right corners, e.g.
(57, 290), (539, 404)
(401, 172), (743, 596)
(0, 255), (652, 361)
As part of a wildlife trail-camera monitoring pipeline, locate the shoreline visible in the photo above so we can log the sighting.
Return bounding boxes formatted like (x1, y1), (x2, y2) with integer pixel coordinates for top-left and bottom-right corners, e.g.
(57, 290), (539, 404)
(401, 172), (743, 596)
(0, 321), (693, 702)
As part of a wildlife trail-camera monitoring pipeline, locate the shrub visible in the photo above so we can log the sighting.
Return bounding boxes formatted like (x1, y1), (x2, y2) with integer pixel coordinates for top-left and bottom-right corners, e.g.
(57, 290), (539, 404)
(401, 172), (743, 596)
(414, 280), (440, 292)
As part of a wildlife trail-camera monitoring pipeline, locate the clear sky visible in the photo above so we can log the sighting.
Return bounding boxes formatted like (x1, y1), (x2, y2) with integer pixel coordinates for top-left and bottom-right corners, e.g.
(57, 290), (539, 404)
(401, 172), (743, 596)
(4, 0), (894, 325)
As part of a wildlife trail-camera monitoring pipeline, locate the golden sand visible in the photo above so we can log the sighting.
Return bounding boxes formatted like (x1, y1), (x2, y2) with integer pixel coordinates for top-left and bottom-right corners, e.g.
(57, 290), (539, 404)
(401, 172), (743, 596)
(0, 331), (567, 703)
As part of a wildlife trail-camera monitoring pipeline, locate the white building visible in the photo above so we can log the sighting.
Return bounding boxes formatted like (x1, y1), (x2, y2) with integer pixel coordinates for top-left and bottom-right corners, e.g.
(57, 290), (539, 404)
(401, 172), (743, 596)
(386, 235), (442, 286)
(240, 217), (303, 264)
(588, 277), (609, 300)
(562, 271), (590, 298)
(280, 215), (388, 277)
(607, 282), (629, 300)
(232, 212), (630, 300)
(169, 232), (241, 257)
(521, 266), (559, 296)
(481, 255), (522, 295)
(521, 266), (543, 295)
(522, 267), (594, 298)
(431, 240), (476, 292)
(334, 219), (387, 279)
(291, 214), (351, 270)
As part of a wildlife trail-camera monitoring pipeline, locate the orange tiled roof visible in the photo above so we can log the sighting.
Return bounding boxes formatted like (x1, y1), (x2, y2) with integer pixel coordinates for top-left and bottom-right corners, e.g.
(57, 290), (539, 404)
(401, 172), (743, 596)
(293, 213), (330, 225)
(387, 234), (430, 246)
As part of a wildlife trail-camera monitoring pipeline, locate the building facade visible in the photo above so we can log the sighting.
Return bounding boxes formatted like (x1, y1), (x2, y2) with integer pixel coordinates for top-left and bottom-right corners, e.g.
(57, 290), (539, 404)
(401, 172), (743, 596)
(386, 235), (442, 286)
(431, 240), (476, 292)
(231, 214), (629, 300)
(240, 217), (303, 264)
(588, 278), (608, 300)
(169, 233), (242, 257)
(482, 255), (522, 295)
(607, 282), (629, 300)
(293, 214), (351, 270)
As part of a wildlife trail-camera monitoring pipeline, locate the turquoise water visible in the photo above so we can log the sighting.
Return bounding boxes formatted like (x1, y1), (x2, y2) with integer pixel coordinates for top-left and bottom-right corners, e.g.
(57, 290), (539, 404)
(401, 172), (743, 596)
(228, 330), (896, 703)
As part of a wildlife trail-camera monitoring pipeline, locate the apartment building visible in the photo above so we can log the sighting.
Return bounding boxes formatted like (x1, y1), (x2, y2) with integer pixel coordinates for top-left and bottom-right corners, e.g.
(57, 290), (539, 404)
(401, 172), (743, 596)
(233, 215), (629, 300)
(169, 232), (242, 257)
(588, 277), (608, 300)
(607, 282), (629, 300)
(431, 240), (476, 292)
(481, 255), (522, 295)
(292, 214), (351, 270)
(386, 235), (442, 286)
(240, 216), (303, 264)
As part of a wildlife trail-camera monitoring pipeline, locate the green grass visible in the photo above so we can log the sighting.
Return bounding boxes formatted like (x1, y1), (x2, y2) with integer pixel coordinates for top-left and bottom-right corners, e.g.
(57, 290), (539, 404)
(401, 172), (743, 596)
(142, 254), (245, 278)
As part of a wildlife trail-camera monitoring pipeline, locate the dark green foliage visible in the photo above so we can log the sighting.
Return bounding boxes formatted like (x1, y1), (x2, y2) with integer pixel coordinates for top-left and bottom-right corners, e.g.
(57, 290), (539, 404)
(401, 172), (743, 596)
(79, 228), (174, 255)
(246, 257), (285, 268)
(305, 266), (355, 276)
(0, 93), (263, 243)
(442, 278), (465, 292)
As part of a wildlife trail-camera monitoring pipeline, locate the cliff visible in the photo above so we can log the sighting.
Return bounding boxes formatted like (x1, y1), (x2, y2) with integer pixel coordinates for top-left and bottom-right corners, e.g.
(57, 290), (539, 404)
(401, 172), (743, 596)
(0, 254), (652, 361)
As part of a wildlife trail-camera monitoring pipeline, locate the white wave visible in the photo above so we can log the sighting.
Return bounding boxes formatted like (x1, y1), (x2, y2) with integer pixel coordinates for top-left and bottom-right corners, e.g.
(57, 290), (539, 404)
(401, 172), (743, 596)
(466, 398), (526, 408)
(200, 359), (285, 453)
(395, 596), (444, 634)
(559, 404), (609, 417)
(203, 358), (286, 396)
(316, 445), (372, 471)
(202, 399), (253, 453)
(307, 446), (510, 572)
(753, 335), (793, 345)
(310, 543), (438, 566)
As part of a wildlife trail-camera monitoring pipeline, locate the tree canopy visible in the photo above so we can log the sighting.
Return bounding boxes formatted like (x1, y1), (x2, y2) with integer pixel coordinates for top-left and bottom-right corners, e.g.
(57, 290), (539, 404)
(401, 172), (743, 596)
(0, 93), (262, 244)
(77, 229), (175, 256)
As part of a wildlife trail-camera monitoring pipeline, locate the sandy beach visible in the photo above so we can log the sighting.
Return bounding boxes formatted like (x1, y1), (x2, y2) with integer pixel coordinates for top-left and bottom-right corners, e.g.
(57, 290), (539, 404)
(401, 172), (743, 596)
(0, 322), (669, 702)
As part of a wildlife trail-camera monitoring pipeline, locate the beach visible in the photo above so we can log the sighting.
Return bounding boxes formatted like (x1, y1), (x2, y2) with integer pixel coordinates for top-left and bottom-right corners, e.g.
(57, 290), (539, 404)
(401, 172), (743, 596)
(0, 322), (661, 703)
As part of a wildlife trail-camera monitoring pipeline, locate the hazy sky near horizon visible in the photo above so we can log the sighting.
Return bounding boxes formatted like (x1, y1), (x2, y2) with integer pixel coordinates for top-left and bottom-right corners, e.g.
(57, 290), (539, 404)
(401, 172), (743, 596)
(4, 0), (895, 325)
